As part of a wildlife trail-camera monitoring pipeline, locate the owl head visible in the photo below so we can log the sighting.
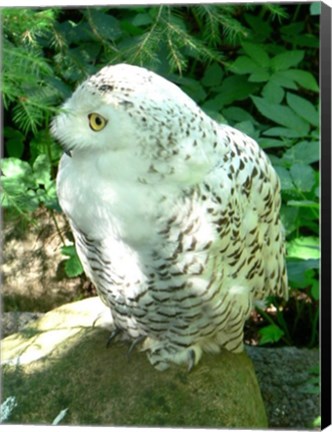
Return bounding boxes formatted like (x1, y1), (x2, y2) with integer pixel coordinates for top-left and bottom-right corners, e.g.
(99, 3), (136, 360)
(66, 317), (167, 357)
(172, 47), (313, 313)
(51, 63), (213, 159)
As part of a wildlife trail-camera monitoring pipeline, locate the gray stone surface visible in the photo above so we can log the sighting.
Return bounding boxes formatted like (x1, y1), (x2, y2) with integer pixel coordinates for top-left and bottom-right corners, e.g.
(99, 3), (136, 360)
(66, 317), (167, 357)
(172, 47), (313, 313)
(246, 345), (319, 429)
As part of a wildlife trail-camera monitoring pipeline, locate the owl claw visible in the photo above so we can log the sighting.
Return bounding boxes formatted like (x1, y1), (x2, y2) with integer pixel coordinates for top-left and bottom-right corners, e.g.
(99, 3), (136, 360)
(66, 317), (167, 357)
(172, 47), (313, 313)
(127, 335), (146, 360)
(106, 328), (121, 347)
(187, 349), (196, 372)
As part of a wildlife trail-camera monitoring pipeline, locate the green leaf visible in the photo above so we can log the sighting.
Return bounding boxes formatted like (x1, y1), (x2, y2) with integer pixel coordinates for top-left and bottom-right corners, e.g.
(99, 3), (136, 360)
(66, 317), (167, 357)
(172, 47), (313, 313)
(280, 205), (299, 235)
(290, 163), (315, 192)
(4, 127), (25, 158)
(248, 69), (270, 83)
(229, 56), (258, 74)
(287, 236), (320, 260)
(244, 13), (272, 41)
(0, 157), (32, 179)
(208, 76), (257, 107)
(311, 279), (319, 301)
(222, 107), (255, 124)
(286, 93), (319, 127)
(233, 121), (256, 138)
(61, 245), (84, 277)
(202, 63), (223, 87)
(259, 324), (284, 345)
(280, 69), (319, 92)
(258, 138), (289, 149)
(263, 127), (304, 138)
(252, 96), (310, 134)
(271, 50), (304, 71)
(262, 81), (285, 104)
(242, 42), (270, 67)
(61, 244), (77, 258)
(281, 22), (305, 35)
(286, 258), (319, 286)
(132, 13), (153, 27)
(33, 154), (51, 186)
(282, 141), (319, 165)
(64, 255), (84, 278)
(270, 72), (298, 90)
(274, 166), (294, 191)
(88, 10), (122, 41)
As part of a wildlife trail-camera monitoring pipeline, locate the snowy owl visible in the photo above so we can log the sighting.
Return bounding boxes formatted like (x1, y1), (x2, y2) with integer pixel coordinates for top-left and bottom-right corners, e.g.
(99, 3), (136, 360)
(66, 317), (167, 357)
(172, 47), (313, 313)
(52, 63), (288, 371)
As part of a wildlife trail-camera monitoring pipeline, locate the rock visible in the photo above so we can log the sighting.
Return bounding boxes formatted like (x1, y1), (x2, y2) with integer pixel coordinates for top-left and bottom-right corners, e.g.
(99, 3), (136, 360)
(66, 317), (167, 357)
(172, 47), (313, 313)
(1, 297), (267, 427)
(246, 345), (319, 429)
(1, 312), (44, 339)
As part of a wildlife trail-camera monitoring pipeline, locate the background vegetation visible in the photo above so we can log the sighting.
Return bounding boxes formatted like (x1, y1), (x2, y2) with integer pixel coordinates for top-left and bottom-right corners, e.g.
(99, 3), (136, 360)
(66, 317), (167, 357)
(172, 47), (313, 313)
(1, 4), (319, 351)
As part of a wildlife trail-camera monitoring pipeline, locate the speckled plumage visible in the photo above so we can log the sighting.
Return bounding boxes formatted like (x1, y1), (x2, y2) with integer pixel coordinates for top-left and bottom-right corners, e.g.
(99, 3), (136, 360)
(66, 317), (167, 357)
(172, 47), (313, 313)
(52, 63), (288, 371)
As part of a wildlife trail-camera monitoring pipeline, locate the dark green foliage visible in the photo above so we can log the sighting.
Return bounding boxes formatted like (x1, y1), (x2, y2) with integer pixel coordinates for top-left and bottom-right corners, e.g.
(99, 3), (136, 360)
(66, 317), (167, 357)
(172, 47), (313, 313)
(1, 4), (319, 348)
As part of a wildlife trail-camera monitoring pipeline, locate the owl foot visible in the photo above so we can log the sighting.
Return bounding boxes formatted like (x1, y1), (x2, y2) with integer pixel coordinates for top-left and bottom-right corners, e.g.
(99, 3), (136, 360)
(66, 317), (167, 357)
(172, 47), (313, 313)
(127, 335), (146, 360)
(145, 341), (203, 372)
(187, 349), (196, 372)
(106, 327), (122, 347)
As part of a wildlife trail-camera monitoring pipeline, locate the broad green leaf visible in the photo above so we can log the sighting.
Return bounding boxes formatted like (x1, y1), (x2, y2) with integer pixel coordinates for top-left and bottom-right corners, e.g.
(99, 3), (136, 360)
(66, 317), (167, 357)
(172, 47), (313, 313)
(262, 81), (285, 104)
(33, 154), (51, 186)
(280, 205), (299, 235)
(280, 69), (319, 92)
(202, 63), (223, 87)
(4, 130), (24, 159)
(88, 10), (122, 41)
(274, 166), (294, 191)
(282, 141), (319, 165)
(0, 157), (32, 179)
(244, 13), (272, 41)
(290, 163), (315, 192)
(271, 50), (304, 71)
(132, 13), (153, 26)
(215, 76), (258, 106)
(258, 138), (289, 149)
(287, 236), (320, 260)
(229, 56), (258, 74)
(252, 96), (310, 134)
(286, 258), (319, 286)
(242, 42), (270, 67)
(280, 33), (319, 48)
(280, 21), (305, 35)
(311, 279), (319, 301)
(286, 93), (319, 127)
(61, 244), (84, 277)
(182, 81), (207, 103)
(233, 120), (256, 138)
(270, 72), (298, 90)
(61, 244), (77, 258)
(259, 324), (284, 345)
(64, 255), (84, 278)
(263, 127), (304, 138)
(222, 107), (255, 123)
(248, 69), (270, 82)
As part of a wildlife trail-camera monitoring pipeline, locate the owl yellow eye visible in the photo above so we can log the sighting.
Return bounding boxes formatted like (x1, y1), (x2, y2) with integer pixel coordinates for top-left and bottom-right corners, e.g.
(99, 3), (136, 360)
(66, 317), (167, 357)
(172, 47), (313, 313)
(88, 113), (107, 131)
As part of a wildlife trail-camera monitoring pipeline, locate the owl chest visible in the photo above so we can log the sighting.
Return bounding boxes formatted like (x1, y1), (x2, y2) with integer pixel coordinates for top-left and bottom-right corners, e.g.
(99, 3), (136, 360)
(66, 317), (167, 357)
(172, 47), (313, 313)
(58, 156), (173, 246)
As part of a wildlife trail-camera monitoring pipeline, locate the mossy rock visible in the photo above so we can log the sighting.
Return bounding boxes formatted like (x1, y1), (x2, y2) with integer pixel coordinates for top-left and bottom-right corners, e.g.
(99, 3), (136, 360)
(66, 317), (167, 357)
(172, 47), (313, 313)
(1, 297), (268, 427)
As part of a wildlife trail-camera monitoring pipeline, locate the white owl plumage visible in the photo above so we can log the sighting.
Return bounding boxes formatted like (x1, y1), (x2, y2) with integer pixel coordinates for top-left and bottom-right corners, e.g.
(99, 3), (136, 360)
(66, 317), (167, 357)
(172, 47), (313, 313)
(52, 63), (288, 371)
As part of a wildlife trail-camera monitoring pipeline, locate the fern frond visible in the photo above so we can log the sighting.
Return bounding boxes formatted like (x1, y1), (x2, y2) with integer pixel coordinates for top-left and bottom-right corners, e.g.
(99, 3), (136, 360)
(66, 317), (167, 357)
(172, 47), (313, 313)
(264, 4), (288, 20)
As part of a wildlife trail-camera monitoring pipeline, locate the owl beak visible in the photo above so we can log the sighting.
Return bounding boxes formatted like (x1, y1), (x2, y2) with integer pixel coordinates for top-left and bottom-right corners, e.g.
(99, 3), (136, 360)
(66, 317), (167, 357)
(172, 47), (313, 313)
(64, 149), (72, 157)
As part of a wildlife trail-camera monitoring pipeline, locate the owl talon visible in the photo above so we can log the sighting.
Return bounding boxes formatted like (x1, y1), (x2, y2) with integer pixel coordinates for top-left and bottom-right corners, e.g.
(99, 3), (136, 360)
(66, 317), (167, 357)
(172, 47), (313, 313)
(187, 349), (196, 372)
(106, 328), (121, 347)
(127, 335), (146, 360)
